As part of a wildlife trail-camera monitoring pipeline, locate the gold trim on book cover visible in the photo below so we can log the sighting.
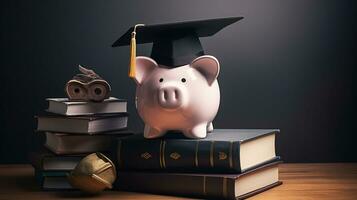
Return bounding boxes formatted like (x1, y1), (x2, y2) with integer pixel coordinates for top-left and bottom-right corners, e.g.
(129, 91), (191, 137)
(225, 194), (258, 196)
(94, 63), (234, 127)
(162, 140), (166, 168)
(195, 141), (199, 167)
(229, 141), (234, 169)
(117, 140), (122, 168)
(141, 152), (152, 160)
(218, 152), (227, 160)
(223, 177), (228, 198)
(210, 141), (215, 167)
(159, 140), (163, 168)
(170, 152), (181, 160)
(203, 176), (206, 195)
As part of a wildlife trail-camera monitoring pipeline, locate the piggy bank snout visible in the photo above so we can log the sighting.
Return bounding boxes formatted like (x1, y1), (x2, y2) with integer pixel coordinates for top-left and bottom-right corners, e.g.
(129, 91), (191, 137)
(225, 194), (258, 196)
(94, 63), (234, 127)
(157, 84), (186, 109)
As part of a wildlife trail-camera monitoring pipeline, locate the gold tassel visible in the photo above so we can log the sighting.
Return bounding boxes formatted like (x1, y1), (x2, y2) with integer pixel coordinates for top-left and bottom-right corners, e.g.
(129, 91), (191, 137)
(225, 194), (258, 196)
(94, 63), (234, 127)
(129, 24), (145, 78)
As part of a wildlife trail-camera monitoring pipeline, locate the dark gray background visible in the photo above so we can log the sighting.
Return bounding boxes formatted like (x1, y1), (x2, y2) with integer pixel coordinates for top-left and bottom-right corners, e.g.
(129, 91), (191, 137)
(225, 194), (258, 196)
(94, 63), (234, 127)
(1, 0), (356, 163)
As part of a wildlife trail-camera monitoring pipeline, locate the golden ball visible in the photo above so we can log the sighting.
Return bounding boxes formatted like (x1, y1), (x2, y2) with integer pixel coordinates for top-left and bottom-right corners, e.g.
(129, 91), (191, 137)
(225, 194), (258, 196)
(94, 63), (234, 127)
(67, 152), (116, 194)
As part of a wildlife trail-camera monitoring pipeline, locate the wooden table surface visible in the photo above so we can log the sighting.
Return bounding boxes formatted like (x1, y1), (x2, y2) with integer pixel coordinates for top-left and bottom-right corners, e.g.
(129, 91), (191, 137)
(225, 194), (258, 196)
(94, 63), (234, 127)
(1, 163), (357, 200)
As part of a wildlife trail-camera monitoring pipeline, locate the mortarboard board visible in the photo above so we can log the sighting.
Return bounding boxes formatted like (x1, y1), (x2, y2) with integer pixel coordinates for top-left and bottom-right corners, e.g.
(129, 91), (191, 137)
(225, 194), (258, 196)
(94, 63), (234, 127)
(112, 17), (243, 78)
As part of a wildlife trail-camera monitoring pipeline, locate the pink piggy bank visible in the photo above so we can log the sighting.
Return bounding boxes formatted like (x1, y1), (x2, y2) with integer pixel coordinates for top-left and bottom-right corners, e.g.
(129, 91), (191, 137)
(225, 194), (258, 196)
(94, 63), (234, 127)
(133, 55), (220, 139)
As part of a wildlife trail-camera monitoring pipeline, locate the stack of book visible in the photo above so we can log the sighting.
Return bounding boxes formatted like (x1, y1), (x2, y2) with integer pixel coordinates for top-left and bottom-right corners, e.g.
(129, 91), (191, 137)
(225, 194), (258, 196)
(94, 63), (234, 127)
(31, 97), (131, 190)
(115, 129), (282, 199)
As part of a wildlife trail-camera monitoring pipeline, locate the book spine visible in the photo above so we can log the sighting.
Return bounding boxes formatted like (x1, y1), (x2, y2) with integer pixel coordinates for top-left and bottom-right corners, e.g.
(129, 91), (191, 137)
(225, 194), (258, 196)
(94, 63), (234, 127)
(115, 172), (235, 200)
(117, 139), (241, 172)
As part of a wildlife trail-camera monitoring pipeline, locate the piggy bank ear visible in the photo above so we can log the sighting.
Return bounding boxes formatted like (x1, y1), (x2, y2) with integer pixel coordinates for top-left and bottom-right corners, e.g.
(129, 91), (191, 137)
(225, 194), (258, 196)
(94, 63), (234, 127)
(135, 56), (158, 85)
(190, 55), (220, 86)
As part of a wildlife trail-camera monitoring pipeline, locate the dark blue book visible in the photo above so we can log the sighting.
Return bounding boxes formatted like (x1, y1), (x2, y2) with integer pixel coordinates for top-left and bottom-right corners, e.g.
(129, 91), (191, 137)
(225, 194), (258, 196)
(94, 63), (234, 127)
(116, 129), (279, 173)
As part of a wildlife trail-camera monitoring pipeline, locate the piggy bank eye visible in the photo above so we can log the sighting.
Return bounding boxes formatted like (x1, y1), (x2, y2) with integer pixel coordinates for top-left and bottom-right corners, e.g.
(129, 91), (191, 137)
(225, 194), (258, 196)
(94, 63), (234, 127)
(181, 78), (186, 83)
(159, 78), (164, 82)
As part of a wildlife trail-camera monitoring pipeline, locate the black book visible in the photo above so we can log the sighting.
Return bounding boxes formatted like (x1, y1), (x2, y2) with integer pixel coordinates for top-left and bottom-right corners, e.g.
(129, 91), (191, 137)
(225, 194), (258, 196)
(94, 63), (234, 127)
(116, 129), (278, 173)
(36, 113), (128, 134)
(34, 169), (74, 190)
(29, 149), (84, 171)
(115, 159), (282, 200)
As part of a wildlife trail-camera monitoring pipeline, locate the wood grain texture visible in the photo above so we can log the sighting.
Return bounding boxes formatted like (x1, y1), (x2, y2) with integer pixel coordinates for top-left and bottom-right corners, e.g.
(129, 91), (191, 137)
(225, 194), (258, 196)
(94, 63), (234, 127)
(0, 163), (356, 200)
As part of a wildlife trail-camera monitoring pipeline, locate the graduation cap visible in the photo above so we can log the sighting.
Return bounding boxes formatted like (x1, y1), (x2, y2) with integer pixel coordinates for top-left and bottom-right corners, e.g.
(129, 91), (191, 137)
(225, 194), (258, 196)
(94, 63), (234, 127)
(112, 17), (243, 78)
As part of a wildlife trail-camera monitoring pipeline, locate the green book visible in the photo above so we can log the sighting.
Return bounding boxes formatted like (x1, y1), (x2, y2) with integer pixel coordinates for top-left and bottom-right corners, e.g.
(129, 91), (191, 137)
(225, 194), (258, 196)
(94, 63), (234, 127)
(116, 129), (279, 173)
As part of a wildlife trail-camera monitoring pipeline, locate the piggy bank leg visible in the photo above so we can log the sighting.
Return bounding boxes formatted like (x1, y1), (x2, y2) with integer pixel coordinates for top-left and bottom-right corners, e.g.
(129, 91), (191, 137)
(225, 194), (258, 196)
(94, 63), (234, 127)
(144, 125), (166, 139)
(207, 122), (214, 132)
(183, 123), (207, 139)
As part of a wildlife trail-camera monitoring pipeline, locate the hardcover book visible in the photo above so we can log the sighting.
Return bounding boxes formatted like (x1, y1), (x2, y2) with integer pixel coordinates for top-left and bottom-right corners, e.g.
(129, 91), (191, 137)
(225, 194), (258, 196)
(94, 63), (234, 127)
(36, 113), (128, 134)
(29, 149), (85, 171)
(116, 129), (278, 173)
(46, 97), (127, 116)
(115, 160), (282, 200)
(44, 131), (132, 155)
(34, 170), (74, 190)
